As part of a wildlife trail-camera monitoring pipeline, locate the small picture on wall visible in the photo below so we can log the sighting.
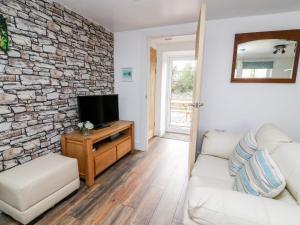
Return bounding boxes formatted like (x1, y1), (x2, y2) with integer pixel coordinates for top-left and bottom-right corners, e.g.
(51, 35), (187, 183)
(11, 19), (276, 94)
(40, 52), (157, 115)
(121, 67), (133, 82)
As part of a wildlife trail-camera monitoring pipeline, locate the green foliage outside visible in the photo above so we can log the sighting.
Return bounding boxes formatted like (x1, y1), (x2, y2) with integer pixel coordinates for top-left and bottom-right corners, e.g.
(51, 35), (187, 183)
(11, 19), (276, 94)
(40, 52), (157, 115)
(171, 64), (194, 96)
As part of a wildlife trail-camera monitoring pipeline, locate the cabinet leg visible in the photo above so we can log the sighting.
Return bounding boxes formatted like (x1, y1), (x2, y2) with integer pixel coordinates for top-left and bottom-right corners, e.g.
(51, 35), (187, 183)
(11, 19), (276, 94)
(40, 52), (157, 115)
(85, 139), (95, 187)
(86, 177), (95, 187)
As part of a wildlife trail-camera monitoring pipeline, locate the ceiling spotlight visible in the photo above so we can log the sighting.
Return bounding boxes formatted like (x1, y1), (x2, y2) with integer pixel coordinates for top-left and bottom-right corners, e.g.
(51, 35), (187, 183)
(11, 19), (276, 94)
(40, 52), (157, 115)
(273, 44), (287, 54)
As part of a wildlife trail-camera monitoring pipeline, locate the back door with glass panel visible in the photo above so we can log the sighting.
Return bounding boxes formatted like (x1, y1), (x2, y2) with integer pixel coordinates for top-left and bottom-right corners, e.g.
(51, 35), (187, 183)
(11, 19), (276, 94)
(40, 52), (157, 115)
(166, 56), (195, 134)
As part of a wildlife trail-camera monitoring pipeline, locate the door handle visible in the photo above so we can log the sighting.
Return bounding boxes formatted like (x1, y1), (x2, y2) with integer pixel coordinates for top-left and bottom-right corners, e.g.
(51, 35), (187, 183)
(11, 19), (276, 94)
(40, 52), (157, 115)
(189, 102), (204, 108)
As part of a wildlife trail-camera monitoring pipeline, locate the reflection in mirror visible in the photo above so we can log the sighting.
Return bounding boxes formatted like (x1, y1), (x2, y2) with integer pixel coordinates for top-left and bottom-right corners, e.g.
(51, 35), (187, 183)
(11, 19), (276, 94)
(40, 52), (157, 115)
(235, 39), (297, 79)
(231, 30), (300, 83)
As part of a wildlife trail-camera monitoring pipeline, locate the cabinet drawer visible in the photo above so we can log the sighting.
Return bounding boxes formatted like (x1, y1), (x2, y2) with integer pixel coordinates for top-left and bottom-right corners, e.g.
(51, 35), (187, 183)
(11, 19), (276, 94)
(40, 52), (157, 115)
(117, 138), (132, 159)
(94, 147), (116, 175)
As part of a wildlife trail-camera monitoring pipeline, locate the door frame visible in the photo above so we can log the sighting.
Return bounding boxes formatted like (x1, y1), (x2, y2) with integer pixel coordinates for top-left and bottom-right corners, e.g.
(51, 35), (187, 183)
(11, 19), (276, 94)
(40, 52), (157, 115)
(165, 54), (195, 134)
(147, 47), (157, 140)
(141, 28), (197, 151)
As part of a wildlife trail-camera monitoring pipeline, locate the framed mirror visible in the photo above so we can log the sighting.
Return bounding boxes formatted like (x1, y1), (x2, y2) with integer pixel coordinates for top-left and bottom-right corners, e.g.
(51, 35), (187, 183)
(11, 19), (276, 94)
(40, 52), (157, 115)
(231, 30), (300, 83)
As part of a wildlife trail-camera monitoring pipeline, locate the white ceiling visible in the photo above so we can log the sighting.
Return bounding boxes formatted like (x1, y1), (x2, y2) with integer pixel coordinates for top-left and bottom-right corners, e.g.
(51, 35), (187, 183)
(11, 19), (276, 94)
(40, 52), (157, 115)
(53, 0), (300, 32)
(151, 34), (196, 45)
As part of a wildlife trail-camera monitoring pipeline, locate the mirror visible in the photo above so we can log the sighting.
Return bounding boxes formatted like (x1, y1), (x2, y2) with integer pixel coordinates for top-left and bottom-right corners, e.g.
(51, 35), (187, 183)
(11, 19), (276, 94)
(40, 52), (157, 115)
(231, 30), (300, 83)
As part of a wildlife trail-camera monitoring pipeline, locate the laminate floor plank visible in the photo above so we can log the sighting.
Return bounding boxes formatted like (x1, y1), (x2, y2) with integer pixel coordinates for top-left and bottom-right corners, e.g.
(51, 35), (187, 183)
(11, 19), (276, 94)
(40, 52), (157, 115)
(52, 215), (81, 225)
(148, 140), (188, 225)
(77, 140), (173, 224)
(123, 144), (179, 208)
(125, 186), (164, 225)
(0, 213), (17, 225)
(172, 180), (188, 224)
(0, 138), (189, 225)
(100, 204), (134, 225)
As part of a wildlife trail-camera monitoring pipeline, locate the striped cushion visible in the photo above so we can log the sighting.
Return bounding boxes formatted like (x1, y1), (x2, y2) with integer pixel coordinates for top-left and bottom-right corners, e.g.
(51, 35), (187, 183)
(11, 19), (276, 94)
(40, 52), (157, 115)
(233, 150), (286, 198)
(228, 132), (258, 176)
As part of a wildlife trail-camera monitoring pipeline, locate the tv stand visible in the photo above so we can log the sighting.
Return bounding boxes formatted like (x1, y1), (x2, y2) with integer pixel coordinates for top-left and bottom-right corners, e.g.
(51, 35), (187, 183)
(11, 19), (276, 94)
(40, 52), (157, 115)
(94, 124), (110, 130)
(61, 120), (134, 187)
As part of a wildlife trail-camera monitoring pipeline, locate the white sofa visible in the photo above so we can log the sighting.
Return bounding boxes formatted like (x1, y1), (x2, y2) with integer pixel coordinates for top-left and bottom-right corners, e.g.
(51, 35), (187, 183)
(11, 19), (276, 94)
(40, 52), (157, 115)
(183, 124), (300, 225)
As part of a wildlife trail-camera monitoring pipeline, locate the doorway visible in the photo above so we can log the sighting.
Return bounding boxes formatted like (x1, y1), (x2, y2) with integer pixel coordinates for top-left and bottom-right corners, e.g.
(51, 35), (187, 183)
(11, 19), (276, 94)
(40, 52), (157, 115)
(147, 35), (196, 142)
(166, 55), (195, 134)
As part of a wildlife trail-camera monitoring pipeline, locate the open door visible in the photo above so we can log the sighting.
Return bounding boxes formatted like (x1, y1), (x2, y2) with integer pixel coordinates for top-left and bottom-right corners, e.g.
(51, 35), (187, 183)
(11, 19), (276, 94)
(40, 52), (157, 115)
(188, 2), (206, 175)
(148, 47), (157, 140)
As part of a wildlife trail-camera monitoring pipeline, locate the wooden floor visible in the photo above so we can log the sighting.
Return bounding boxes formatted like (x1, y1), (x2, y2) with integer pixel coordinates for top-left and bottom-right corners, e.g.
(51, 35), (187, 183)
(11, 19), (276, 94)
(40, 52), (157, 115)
(162, 132), (190, 142)
(0, 137), (189, 225)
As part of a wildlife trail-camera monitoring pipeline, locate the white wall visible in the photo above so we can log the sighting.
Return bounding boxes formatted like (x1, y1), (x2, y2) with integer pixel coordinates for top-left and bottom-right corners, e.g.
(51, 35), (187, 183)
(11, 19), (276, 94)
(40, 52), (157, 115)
(114, 23), (196, 150)
(114, 31), (143, 149)
(200, 11), (300, 142)
(115, 11), (300, 152)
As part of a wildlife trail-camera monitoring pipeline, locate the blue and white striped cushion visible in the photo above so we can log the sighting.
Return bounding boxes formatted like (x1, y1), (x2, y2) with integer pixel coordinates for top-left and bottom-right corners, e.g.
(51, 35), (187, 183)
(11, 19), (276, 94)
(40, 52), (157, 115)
(228, 132), (257, 176)
(233, 150), (286, 198)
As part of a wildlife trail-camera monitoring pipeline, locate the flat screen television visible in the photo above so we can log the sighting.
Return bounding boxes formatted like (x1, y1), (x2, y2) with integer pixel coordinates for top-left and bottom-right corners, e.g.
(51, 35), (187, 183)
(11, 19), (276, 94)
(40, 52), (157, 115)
(77, 94), (119, 129)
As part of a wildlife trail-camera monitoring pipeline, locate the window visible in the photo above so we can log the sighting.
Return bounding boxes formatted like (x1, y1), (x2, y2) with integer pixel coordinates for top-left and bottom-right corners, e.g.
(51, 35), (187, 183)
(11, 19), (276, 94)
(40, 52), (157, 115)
(241, 61), (273, 78)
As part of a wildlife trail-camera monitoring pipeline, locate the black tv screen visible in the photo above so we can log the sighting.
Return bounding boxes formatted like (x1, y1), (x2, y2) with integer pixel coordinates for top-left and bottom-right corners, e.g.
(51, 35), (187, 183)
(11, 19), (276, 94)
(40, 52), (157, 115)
(77, 94), (119, 128)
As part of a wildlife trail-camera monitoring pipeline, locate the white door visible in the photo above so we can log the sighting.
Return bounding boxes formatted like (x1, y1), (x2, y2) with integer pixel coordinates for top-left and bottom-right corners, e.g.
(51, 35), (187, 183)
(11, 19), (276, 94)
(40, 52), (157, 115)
(188, 2), (206, 175)
(166, 55), (195, 134)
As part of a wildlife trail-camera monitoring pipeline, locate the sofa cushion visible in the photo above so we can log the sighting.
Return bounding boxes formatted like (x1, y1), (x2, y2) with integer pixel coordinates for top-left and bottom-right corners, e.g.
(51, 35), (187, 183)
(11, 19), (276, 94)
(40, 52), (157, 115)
(256, 123), (292, 154)
(201, 130), (242, 159)
(186, 187), (300, 225)
(233, 150), (286, 198)
(189, 176), (232, 191)
(183, 155), (235, 225)
(272, 143), (300, 204)
(0, 153), (79, 211)
(275, 189), (298, 205)
(228, 132), (258, 175)
(192, 155), (233, 183)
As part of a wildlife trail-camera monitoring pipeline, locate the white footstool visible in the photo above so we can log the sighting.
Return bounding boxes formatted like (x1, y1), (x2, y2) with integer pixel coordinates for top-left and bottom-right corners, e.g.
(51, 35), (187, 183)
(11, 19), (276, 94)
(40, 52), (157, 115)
(0, 153), (80, 224)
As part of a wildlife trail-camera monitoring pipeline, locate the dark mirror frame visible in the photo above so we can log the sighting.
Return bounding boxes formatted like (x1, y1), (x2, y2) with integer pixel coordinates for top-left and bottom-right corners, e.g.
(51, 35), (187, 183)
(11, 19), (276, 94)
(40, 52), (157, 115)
(231, 29), (300, 83)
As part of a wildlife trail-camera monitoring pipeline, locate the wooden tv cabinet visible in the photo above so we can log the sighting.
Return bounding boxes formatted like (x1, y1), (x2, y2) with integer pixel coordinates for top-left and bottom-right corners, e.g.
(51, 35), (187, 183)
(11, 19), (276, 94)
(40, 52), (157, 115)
(61, 120), (134, 187)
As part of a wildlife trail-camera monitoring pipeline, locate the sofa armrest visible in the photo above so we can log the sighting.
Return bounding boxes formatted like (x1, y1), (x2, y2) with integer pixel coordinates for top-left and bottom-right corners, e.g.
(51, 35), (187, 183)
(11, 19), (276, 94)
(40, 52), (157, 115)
(201, 131), (242, 159)
(186, 187), (300, 225)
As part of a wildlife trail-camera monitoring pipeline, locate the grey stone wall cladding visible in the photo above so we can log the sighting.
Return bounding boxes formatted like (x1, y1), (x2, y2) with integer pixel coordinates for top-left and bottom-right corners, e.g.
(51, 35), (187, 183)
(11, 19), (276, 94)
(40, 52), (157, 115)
(0, 0), (114, 171)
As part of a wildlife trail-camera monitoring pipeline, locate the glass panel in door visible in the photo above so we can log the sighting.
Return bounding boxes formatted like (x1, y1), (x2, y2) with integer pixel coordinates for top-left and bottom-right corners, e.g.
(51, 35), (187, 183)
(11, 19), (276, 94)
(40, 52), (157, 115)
(167, 57), (195, 133)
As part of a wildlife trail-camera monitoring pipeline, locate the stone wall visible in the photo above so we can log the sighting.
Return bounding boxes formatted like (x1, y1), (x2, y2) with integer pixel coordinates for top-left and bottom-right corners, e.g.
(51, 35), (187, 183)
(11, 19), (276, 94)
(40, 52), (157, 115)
(0, 0), (114, 171)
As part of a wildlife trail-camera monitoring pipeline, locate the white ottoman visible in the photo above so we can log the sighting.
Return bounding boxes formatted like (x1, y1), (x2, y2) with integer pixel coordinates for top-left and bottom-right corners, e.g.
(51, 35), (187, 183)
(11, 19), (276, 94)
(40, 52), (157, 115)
(0, 153), (80, 224)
